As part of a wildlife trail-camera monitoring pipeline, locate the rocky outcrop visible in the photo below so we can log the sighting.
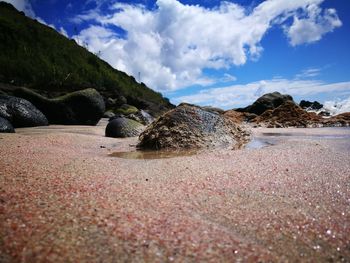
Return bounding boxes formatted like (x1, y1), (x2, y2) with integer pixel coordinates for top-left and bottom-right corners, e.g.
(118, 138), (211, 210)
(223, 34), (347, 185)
(105, 117), (145, 138)
(252, 101), (322, 128)
(237, 92), (294, 115)
(13, 87), (105, 125)
(299, 100), (323, 111)
(137, 103), (251, 150)
(322, 112), (350, 127)
(0, 95), (48, 128)
(0, 116), (15, 133)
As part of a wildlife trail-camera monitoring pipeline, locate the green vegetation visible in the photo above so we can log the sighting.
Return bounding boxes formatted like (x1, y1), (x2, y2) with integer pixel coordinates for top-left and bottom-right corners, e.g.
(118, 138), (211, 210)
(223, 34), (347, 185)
(0, 2), (172, 112)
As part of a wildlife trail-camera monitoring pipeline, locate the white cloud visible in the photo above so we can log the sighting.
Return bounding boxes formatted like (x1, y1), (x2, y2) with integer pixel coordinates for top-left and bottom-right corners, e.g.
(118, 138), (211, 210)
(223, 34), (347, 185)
(71, 0), (342, 91)
(2, 0), (35, 17)
(59, 26), (68, 37)
(286, 6), (342, 46)
(174, 79), (350, 109)
(295, 68), (322, 79)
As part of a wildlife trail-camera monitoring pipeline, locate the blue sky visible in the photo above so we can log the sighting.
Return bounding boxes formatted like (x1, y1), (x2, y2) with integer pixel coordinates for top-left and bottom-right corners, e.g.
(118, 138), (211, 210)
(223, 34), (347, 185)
(4, 0), (350, 109)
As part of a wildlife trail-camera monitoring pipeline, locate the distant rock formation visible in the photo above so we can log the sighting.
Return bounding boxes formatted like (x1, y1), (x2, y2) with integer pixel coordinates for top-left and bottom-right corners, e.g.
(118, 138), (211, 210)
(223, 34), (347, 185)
(236, 92), (294, 115)
(138, 103), (251, 150)
(299, 100), (323, 111)
(0, 95), (48, 129)
(252, 101), (322, 128)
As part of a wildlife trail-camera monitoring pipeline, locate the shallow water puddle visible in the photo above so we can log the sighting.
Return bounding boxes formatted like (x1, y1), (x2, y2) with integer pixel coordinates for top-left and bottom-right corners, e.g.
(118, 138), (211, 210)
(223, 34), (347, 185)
(245, 138), (274, 149)
(109, 149), (198, 159)
(261, 132), (350, 139)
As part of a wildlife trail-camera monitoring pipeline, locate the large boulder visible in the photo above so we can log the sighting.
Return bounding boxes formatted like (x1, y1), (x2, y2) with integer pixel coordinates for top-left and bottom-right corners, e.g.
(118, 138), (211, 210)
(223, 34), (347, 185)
(0, 116), (15, 133)
(0, 95), (48, 128)
(137, 103), (251, 150)
(237, 92), (294, 115)
(13, 87), (105, 125)
(105, 117), (145, 138)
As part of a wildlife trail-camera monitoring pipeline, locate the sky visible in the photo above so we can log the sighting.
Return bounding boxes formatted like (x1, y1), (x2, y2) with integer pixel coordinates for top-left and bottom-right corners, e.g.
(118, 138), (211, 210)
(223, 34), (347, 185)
(3, 0), (350, 110)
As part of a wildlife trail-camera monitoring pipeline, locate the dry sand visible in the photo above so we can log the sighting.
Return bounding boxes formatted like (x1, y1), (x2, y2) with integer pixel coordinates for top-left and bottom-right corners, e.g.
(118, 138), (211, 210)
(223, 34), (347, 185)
(0, 120), (349, 262)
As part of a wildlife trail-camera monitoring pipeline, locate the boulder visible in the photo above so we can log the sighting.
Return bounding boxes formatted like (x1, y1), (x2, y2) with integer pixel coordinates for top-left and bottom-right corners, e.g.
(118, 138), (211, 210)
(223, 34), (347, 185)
(105, 117), (145, 138)
(13, 87), (105, 125)
(0, 116), (15, 133)
(112, 104), (139, 115)
(103, 111), (115, 118)
(237, 92), (294, 115)
(137, 103), (251, 150)
(0, 95), (48, 128)
(105, 96), (127, 108)
(127, 110), (155, 125)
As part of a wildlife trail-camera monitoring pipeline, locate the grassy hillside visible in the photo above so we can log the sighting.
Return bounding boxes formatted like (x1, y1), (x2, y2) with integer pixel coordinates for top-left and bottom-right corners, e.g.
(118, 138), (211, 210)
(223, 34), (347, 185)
(0, 2), (172, 113)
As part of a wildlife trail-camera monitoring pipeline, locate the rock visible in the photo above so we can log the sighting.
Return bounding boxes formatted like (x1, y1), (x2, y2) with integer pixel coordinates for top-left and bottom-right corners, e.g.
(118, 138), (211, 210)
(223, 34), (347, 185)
(103, 111), (115, 118)
(137, 103), (251, 150)
(13, 87), (105, 125)
(224, 110), (257, 123)
(105, 117), (145, 138)
(112, 104), (139, 115)
(299, 100), (323, 110)
(127, 110), (155, 125)
(322, 112), (350, 127)
(105, 95), (127, 108)
(202, 106), (225, 114)
(0, 95), (48, 128)
(0, 116), (15, 133)
(237, 92), (294, 115)
(252, 101), (322, 128)
(319, 111), (331, 117)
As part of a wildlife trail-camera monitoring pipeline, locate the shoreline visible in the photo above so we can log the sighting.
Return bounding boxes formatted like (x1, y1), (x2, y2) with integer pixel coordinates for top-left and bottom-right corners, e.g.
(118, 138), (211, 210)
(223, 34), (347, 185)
(1, 123), (349, 261)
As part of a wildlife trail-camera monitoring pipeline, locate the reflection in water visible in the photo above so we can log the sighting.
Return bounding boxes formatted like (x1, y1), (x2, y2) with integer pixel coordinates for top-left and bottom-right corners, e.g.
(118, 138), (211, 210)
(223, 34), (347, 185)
(108, 128), (350, 159)
(245, 138), (273, 149)
(109, 149), (198, 159)
(261, 133), (295, 137)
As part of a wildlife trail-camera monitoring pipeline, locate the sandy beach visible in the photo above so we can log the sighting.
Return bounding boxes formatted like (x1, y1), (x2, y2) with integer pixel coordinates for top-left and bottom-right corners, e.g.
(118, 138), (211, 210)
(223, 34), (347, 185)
(0, 120), (349, 262)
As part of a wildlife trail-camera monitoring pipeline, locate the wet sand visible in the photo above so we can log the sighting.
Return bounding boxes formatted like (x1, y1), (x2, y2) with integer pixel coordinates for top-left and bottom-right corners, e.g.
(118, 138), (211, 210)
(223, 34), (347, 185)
(0, 121), (349, 262)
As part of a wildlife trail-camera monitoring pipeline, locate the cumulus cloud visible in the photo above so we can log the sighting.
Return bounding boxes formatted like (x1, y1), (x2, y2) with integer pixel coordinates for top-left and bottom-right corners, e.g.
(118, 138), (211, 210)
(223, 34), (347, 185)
(174, 79), (350, 109)
(72, 0), (341, 91)
(286, 5), (342, 46)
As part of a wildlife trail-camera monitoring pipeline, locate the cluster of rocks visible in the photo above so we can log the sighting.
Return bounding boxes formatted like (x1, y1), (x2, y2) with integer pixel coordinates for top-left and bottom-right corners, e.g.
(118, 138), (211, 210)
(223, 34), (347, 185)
(232, 92), (350, 128)
(2, 84), (349, 151)
(0, 87), (105, 132)
(0, 95), (48, 132)
(103, 95), (155, 138)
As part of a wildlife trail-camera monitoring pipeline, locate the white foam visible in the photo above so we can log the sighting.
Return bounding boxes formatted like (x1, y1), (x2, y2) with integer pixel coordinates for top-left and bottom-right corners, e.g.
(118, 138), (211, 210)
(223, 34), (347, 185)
(323, 97), (350, 115)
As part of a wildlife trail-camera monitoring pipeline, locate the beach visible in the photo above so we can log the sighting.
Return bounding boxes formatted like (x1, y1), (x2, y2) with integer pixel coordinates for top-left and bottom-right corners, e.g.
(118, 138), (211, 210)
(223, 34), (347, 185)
(0, 121), (349, 262)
